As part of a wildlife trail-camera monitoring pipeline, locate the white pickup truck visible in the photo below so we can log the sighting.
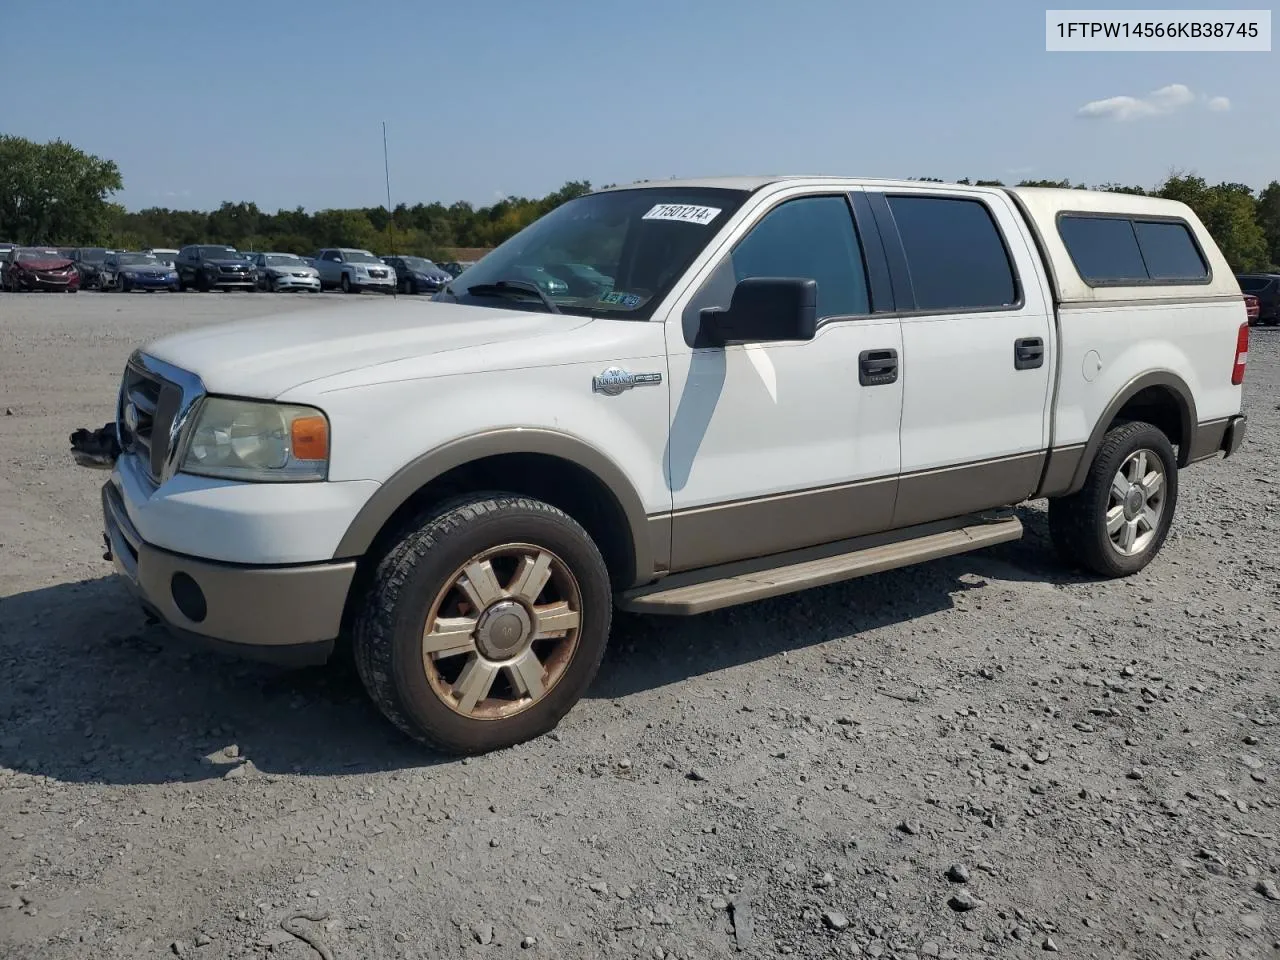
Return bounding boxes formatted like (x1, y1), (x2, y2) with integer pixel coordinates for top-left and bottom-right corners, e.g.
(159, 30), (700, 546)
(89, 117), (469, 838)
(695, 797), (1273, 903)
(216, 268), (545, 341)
(72, 176), (1250, 754)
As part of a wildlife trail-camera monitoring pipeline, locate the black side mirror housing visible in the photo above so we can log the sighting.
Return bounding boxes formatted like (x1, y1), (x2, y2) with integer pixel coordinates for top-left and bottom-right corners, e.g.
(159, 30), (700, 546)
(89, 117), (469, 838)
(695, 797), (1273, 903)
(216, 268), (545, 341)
(698, 277), (818, 346)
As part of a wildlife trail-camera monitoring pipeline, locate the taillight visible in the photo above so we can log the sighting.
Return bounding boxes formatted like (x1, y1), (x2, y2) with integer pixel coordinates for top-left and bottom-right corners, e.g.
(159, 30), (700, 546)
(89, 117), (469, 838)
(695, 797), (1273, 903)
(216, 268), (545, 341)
(1232, 322), (1249, 385)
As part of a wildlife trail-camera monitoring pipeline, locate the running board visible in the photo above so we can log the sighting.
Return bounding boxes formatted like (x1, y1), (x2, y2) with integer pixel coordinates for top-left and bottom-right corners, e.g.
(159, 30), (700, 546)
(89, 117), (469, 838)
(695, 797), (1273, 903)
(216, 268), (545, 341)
(619, 516), (1023, 616)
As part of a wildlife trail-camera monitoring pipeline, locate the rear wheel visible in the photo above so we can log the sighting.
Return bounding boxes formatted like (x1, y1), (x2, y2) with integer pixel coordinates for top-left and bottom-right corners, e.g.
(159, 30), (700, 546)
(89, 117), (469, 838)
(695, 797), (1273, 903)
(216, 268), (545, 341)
(353, 495), (611, 755)
(1049, 421), (1178, 578)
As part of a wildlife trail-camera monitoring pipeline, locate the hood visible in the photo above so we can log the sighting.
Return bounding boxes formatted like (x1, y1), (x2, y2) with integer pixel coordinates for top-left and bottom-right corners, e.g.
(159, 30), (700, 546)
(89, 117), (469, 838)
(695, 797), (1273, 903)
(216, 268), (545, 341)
(15, 257), (73, 271)
(144, 298), (591, 398)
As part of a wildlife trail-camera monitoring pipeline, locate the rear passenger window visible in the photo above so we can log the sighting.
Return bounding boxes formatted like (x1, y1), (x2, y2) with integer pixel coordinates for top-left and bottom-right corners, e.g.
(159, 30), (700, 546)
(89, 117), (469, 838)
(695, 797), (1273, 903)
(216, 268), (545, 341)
(1058, 215), (1208, 284)
(728, 195), (870, 319)
(885, 196), (1018, 311)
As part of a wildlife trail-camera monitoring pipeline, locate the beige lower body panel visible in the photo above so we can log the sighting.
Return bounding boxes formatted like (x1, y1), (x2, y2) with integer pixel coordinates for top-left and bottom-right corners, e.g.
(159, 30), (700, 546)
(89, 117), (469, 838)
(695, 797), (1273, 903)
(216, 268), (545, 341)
(621, 514), (1023, 616)
(892, 452), (1045, 528)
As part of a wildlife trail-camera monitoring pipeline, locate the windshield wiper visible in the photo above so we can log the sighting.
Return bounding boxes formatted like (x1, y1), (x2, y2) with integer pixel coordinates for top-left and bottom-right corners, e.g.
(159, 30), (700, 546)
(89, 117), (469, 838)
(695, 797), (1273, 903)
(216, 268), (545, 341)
(465, 279), (561, 315)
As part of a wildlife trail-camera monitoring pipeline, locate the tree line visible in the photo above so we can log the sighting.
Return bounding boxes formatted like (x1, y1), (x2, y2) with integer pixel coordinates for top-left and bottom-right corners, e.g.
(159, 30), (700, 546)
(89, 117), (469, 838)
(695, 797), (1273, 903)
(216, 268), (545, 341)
(2, 134), (1278, 272)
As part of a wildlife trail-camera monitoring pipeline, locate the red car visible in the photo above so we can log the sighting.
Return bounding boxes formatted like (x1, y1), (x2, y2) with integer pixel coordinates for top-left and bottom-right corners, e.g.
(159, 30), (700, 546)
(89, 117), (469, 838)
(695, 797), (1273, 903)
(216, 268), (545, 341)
(1245, 293), (1260, 325)
(1, 247), (81, 292)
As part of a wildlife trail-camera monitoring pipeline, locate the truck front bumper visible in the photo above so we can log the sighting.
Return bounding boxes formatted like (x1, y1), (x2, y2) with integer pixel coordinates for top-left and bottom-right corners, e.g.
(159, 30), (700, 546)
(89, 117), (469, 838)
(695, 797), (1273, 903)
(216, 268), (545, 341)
(102, 481), (356, 666)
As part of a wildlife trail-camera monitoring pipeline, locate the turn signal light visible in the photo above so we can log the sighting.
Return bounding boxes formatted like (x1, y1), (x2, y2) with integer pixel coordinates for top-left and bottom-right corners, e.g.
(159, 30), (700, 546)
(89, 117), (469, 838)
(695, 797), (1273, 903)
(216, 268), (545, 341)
(290, 415), (329, 461)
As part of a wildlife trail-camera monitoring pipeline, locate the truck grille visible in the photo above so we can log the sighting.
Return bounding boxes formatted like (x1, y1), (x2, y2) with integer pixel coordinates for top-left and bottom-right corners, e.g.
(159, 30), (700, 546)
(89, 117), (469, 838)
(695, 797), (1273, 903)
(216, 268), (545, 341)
(117, 354), (204, 484)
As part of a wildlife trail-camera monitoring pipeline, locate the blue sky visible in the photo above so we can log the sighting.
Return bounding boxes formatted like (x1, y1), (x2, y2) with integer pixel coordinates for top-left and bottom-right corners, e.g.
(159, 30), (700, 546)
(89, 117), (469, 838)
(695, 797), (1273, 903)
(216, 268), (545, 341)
(4, 0), (1273, 212)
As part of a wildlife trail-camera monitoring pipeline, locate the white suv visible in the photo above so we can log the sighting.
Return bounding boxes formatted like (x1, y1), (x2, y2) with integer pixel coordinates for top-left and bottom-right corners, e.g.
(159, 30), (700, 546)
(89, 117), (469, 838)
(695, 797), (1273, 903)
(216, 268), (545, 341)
(74, 176), (1249, 754)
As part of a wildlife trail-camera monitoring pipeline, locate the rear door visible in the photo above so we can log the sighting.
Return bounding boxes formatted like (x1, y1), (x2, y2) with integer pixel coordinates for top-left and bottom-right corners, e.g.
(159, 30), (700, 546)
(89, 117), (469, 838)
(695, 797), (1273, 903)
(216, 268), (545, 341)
(862, 187), (1054, 527)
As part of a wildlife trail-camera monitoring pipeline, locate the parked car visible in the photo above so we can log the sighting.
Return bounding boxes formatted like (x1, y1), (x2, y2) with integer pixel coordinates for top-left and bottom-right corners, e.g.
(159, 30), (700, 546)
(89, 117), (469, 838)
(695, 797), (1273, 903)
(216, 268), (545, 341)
(72, 247), (114, 289)
(100, 252), (180, 292)
(380, 255), (452, 294)
(2, 247), (80, 292)
(1245, 294), (1260, 324)
(313, 248), (395, 293)
(1237, 274), (1279, 326)
(72, 177), (1248, 756)
(143, 248), (180, 269)
(174, 244), (257, 291)
(253, 252), (321, 292)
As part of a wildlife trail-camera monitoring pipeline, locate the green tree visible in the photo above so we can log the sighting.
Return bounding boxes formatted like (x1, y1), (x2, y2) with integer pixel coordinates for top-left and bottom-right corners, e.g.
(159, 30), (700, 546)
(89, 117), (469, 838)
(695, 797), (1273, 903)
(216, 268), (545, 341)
(0, 135), (123, 244)
(1255, 180), (1280, 269)
(1156, 175), (1269, 272)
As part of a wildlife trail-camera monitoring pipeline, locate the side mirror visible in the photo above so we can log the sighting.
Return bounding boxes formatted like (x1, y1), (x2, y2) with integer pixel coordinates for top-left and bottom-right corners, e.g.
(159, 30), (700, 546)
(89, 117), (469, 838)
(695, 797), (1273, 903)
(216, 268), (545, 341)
(698, 277), (818, 346)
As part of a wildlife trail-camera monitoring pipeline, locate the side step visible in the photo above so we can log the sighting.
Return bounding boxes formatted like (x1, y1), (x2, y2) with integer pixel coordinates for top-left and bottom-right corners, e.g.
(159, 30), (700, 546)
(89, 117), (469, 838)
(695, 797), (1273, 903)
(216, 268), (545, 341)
(619, 516), (1023, 616)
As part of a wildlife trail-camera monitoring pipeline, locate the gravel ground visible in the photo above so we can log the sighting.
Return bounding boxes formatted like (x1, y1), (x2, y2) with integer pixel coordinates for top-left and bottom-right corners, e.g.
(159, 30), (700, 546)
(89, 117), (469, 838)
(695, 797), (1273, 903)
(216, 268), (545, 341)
(1, 292), (1277, 960)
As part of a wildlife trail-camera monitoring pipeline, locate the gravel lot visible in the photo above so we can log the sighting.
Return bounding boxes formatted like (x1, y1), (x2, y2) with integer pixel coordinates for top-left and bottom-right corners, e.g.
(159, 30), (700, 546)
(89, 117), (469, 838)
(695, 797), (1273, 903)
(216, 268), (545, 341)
(1, 291), (1277, 960)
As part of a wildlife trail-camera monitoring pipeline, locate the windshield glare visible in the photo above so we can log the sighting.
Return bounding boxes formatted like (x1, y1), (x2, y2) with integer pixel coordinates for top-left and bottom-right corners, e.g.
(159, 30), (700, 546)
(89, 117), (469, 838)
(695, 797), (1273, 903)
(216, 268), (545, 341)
(266, 255), (304, 266)
(447, 187), (747, 318)
(117, 254), (158, 265)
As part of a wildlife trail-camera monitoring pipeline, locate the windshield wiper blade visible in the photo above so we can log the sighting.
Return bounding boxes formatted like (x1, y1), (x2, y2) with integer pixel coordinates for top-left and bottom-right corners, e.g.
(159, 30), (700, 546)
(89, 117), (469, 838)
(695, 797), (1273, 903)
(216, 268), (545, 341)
(465, 279), (561, 314)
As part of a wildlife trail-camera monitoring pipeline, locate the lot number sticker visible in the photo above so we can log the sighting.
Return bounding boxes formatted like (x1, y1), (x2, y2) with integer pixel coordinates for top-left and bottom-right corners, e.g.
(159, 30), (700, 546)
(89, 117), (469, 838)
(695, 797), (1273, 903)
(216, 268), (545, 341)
(642, 203), (722, 225)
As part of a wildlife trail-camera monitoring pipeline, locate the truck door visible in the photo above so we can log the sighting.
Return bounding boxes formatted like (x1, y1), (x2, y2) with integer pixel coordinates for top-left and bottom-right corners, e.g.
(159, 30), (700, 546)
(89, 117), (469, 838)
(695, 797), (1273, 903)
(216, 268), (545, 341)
(661, 189), (904, 572)
(862, 187), (1055, 528)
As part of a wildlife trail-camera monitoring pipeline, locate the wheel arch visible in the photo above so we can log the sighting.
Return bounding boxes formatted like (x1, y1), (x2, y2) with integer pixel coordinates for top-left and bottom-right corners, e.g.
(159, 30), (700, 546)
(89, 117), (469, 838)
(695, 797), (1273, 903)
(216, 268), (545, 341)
(333, 429), (659, 590)
(1066, 371), (1197, 494)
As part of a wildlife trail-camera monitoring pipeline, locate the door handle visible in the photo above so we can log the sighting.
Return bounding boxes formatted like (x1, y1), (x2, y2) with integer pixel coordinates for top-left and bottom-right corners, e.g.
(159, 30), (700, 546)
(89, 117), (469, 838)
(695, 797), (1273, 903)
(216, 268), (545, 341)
(859, 348), (899, 386)
(1014, 337), (1044, 370)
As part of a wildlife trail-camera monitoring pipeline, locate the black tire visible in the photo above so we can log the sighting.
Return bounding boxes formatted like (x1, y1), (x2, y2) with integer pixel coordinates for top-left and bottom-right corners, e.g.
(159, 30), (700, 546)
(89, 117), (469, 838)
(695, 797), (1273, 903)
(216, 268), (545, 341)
(119, 275), (132, 293)
(352, 494), (612, 755)
(195, 271), (209, 292)
(1048, 421), (1178, 578)
(341, 273), (354, 294)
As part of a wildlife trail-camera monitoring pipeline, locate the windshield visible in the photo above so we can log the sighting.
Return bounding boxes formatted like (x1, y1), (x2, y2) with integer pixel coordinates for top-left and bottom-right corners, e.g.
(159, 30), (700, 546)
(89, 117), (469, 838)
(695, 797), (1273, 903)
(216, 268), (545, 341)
(343, 251), (382, 264)
(17, 249), (65, 261)
(444, 187), (748, 318)
(398, 257), (436, 271)
(266, 254), (305, 266)
(78, 248), (109, 262)
(117, 253), (158, 265)
(199, 245), (238, 258)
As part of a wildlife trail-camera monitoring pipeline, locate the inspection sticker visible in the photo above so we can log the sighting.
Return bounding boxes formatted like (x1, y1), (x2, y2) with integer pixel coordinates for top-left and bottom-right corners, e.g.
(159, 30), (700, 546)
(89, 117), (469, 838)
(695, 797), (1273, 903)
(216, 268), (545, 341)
(642, 203), (722, 225)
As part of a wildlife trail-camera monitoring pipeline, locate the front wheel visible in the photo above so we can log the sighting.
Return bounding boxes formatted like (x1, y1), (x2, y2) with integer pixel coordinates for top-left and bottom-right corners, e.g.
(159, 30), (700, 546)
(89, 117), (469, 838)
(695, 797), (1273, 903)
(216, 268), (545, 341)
(1048, 421), (1178, 578)
(341, 273), (354, 293)
(353, 495), (612, 755)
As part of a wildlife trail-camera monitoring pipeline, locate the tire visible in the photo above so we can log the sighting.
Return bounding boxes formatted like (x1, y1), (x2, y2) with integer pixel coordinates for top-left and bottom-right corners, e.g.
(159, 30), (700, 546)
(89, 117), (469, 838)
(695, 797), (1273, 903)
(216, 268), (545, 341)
(353, 494), (612, 755)
(1048, 421), (1178, 578)
(195, 271), (209, 292)
(119, 275), (132, 293)
(341, 273), (354, 294)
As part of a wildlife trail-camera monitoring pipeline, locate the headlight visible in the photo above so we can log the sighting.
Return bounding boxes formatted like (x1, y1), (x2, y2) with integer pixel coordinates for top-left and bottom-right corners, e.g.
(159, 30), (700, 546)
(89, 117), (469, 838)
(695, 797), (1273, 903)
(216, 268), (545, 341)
(354, 264), (369, 275)
(180, 398), (329, 482)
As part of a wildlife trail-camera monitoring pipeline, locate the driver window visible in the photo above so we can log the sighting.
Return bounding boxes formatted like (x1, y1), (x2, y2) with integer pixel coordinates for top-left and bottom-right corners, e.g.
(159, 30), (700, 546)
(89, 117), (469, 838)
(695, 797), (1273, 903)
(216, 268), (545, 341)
(682, 194), (871, 345)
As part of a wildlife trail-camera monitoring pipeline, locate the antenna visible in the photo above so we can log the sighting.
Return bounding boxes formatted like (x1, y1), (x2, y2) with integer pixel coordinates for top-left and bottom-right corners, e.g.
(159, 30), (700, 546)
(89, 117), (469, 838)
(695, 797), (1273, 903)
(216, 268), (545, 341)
(383, 120), (397, 299)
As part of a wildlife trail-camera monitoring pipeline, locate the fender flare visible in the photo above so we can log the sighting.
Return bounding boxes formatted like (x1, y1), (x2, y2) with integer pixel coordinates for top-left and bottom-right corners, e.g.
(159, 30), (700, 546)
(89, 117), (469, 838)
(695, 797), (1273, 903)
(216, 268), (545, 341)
(1066, 371), (1197, 494)
(332, 428), (659, 584)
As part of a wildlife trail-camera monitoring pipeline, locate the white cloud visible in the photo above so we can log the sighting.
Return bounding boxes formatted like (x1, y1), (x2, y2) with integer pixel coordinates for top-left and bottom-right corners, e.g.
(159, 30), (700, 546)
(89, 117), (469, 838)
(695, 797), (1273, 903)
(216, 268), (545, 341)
(1077, 83), (1202, 121)
(1208, 95), (1231, 112)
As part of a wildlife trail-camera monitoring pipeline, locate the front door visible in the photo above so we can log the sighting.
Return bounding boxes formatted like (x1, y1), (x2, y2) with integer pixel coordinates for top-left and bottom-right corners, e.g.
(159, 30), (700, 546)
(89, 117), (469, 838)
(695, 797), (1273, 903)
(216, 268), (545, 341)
(661, 190), (904, 572)
(862, 188), (1055, 528)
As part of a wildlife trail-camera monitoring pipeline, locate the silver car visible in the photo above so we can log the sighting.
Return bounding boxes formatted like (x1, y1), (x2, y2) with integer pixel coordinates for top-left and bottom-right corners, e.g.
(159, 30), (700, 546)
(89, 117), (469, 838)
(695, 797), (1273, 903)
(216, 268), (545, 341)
(253, 252), (321, 292)
(313, 248), (396, 293)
